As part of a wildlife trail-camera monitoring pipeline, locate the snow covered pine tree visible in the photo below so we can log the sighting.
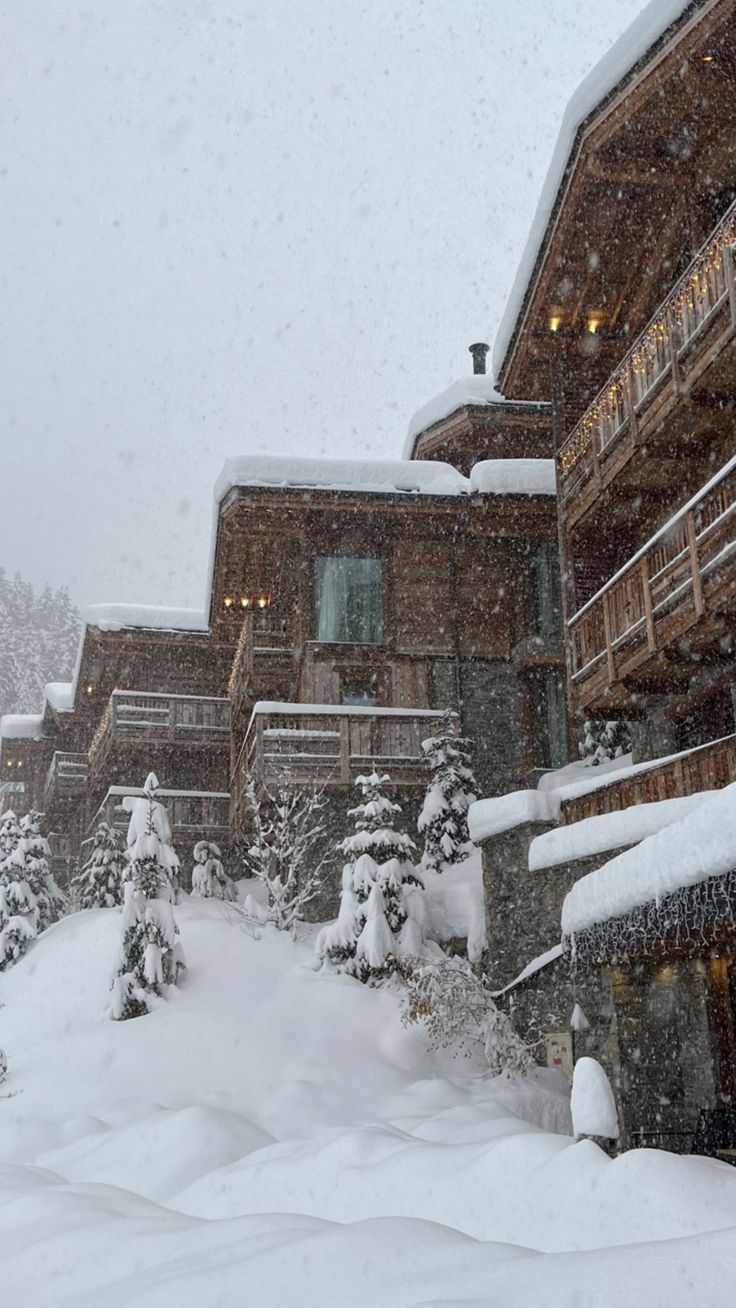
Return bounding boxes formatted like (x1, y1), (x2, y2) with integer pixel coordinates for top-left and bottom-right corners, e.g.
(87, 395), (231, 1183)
(191, 840), (237, 901)
(0, 811), (65, 970)
(316, 769), (425, 981)
(71, 821), (127, 909)
(111, 773), (185, 1020)
(243, 778), (327, 934)
(579, 719), (631, 767)
(418, 710), (478, 872)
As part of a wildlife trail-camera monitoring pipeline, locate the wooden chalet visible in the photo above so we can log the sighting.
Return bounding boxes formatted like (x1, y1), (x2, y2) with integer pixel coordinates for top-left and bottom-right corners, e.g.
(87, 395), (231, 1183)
(482, 0), (736, 1152)
(1, 391), (565, 898)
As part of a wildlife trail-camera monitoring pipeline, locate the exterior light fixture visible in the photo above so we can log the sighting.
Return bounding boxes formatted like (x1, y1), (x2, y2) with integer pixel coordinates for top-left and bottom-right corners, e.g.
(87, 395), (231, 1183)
(258, 595), (269, 609)
(240, 596), (251, 608)
(587, 317), (600, 334)
(549, 315), (561, 333)
(223, 596), (234, 609)
(86, 683), (94, 695)
(702, 52), (714, 62)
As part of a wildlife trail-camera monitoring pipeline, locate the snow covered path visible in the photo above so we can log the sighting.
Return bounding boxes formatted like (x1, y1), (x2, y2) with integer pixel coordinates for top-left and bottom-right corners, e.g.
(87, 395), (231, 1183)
(1, 901), (736, 1306)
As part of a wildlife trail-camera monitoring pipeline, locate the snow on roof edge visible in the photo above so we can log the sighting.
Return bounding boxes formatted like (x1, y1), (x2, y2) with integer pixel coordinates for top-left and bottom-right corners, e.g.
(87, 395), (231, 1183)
(1, 713), (45, 741)
(493, 0), (694, 385)
(84, 603), (209, 634)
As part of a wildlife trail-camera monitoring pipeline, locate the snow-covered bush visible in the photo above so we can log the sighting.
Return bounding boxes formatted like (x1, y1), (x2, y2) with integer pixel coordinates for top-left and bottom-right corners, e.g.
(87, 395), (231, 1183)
(110, 773), (185, 1021)
(243, 778), (327, 934)
(191, 840), (237, 901)
(396, 955), (533, 1077)
(71, 822), (126, 909)
(579, 719), (631, 767)
(0, 811), (65, 971)
(571, 1056), (619, 1142)
(316, 771), (425, 982)
(418, 710), (478, 872)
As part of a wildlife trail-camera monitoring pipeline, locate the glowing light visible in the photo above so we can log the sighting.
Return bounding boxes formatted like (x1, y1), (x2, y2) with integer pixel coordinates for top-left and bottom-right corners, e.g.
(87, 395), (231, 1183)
(258, 595), (269, 609)
(702, 53), (714, 62)
(549, 315), (561, 333)
(587, 317), (600, 334)
(223, 596), (234, 609)
(240, 596), (251, 608)
(86, 683), (94, 695)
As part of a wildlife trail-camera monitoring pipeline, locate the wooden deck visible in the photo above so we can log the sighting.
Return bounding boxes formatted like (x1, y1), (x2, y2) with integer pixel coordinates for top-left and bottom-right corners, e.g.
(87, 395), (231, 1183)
(567, 457), (736, 712)
(561, 733), (736, 825)
(88, 690), (231, 778)
(558, 200), (736, 529)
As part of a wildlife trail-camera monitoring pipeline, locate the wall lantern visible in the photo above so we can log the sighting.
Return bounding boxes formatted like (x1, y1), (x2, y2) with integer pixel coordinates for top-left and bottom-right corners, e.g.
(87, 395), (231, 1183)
(223, 596), (234, 609)
(549, 315), (561, 333)
(240, 596), (251, 608)
(701, 52), (714, 63)
(587, 317), (601, 335)
(86, 683), (95, 695)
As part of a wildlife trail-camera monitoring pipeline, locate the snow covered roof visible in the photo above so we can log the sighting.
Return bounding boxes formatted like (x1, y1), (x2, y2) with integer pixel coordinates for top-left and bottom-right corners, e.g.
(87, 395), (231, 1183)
(0, 713), (44, 741)
(529, 791), (717, 872)
(468, 789), (560, 843)
(561, 781), (736, 938)
(84, 603), (208, 634)
(43, 682), (74, 714)
(403, 375), (547, 458)
(492, 943), (564, 998)
(493, 0), (694, 384)
(469, 459), (556, 497)
(215, 455), (469, 501)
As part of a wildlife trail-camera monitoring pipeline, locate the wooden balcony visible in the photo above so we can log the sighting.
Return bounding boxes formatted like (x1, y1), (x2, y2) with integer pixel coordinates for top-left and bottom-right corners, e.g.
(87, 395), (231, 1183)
(88, 690), (230, 777)
(0, 780), (25, 815)
(229, 612), (296, 709)
(91, 785), (231, 842)
(44, 751), (88, 810)
(561, 733), (736, 826)
(558, 200), (736, 527)
(233, 702), (442, 829)
(568, 456), (736, 712)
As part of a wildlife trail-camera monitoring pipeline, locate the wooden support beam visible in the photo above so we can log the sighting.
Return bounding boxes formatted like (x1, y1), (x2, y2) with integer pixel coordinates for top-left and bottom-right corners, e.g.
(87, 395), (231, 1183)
(602, 592), (616, 685)
(687, 511), (705, 618)
(339, 717), (351, 785)
(724, 244), (736, 328)
(640, 556), (657, 654)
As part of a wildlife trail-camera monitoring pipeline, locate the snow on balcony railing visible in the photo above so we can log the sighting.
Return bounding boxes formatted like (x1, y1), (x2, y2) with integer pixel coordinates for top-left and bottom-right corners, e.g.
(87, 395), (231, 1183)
(558, 199), (736, 499)
(88, 690), (231, 772)
(44, 751), (88, 804)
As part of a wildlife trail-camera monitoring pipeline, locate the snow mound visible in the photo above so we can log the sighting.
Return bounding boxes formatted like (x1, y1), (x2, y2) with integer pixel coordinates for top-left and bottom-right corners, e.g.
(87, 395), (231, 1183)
(571, 1058), (619, 1140)
(529, 792), (716, 871)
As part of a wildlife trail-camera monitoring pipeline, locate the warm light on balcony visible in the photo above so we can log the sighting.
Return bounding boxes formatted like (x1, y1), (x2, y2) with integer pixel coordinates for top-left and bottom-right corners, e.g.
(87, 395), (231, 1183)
(223, 596), (234, 609)
(86, 683), (94, 695)
(257, 595), (269, 609)
(549, 315), (561, 333)
(240, 596), (251, 608)
(587, 317), (600, 334)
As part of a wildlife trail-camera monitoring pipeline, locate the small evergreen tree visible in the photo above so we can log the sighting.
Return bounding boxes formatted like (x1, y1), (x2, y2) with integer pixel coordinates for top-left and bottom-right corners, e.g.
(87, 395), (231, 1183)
(191, 840), (237, 901)
(72, 822), (126, 909)
(316, 770), (425, 982)
(579, 719), (631, 767)
(0, 810), (65, 970)
(418, 711), (478, 872)
(110, 773), (185, 1021)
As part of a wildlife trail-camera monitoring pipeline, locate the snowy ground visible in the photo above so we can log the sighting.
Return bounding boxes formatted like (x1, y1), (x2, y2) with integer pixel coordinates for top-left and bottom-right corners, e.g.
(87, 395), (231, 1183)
(2, 900), (736, 1306)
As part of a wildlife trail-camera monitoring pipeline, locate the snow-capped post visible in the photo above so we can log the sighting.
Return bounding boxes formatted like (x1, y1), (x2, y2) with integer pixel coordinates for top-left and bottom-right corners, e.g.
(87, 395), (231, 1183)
(71, 821), (126, 909)
(0, 811), (65, 971)
(579, 719), (631, 767)
(243, 776), (328, 935)
(570, 1056), (620, 1154)
(191, 840), (237, 901)
(316, 769), (425, 981)
(418, 710), (478, 873)
(110, 773), (185, 1021)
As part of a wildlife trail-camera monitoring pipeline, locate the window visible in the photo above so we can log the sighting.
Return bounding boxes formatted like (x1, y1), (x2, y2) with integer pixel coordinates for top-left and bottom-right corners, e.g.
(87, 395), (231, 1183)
(315, 557), (383, 644)
(341, 678), (378, 707)
(537, 668), (569, 769)
(533, 544), (562, 641)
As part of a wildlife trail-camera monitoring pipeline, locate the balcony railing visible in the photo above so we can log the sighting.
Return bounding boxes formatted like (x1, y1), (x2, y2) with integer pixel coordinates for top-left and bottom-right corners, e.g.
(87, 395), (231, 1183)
(233, 702), (443, 822)
(561, 733), (736, 826)
(91, 785), (231, 841)
(229, 612), (294, 705)
(44, 751), (89, 808)
(568, 455), (736, 703)
(558, 199), (736, 509)
(88, 690), (231, 774)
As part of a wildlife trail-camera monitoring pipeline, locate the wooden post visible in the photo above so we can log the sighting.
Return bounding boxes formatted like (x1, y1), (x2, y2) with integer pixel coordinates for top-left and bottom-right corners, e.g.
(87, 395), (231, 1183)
(687, 511), (705, 618)
(602, 592), (616, 685)
(254, 714), (265, 784)
(666, 309), (682, 396)
(724, 243), (736, 328)
(339, 716), (351, 785)
(640, 555), (656, 653)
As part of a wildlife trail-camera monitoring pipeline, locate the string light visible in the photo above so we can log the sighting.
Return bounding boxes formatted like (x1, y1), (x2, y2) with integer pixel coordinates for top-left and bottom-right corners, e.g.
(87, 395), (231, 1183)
(560, 207), (736, 478)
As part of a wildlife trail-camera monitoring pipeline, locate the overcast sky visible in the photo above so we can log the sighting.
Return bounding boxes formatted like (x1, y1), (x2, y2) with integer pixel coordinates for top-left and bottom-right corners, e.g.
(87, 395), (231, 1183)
(2, 0), (649, 612)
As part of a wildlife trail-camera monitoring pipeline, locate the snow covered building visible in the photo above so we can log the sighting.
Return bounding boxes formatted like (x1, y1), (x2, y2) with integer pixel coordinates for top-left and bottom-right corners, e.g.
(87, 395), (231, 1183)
(0, 388), (563, 897)
(478, 0), (736, 1150)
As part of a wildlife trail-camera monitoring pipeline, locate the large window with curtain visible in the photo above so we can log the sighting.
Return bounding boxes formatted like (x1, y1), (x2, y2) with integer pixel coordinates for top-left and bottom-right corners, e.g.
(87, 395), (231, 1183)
(315, 557), (383, 644)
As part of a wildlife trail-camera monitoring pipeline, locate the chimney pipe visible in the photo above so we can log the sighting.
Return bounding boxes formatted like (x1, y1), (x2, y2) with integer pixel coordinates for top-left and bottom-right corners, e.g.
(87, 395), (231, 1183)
(469, 342), (489, 375)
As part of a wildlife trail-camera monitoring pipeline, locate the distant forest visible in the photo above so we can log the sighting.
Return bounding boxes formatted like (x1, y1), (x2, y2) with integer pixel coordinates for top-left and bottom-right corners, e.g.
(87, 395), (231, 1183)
(0, 570), (81, 716)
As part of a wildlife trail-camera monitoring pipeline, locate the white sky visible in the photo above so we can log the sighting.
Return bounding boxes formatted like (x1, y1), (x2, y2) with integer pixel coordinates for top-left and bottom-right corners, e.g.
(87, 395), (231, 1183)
(2, 0), (649, 611)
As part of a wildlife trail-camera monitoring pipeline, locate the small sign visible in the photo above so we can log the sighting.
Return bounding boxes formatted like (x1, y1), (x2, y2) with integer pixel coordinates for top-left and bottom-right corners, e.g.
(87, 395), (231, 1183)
(545, 1030), (572, 1077)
